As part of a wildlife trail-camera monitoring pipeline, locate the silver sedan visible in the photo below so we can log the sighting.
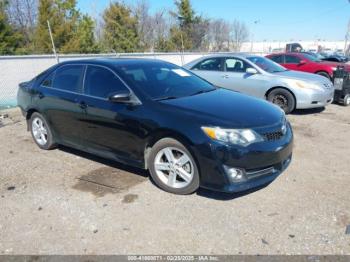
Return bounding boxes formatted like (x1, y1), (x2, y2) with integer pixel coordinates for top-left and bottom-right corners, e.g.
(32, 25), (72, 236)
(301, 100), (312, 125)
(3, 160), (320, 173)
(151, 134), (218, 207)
(183, 54), (334, 113)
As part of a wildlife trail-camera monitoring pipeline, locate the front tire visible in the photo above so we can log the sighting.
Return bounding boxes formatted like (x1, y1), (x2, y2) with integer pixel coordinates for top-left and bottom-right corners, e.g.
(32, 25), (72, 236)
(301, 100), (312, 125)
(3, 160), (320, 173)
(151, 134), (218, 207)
(148, 138), (200, 195)
(343, 94), (350, 106)
(30, 112), (56, 150)
(267, 88), (295, 114)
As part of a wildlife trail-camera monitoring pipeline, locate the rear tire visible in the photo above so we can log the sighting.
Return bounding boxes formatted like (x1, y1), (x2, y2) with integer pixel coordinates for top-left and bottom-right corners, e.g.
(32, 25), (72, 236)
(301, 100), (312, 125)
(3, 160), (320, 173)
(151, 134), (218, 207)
(30, 112), (56, 150)
(267, 88), (295, 114)
(148, 138), (200, 195)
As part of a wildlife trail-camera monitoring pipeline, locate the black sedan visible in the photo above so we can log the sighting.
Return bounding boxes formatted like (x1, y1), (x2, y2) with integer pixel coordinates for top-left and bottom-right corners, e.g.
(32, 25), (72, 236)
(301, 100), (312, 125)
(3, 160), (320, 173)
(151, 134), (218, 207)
(17, 59), (293, 195)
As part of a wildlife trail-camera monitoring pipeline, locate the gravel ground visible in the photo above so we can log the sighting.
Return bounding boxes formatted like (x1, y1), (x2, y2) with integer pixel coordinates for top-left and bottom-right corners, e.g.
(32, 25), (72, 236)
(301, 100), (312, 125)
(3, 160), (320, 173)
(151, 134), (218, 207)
(0, 105), (350, 255)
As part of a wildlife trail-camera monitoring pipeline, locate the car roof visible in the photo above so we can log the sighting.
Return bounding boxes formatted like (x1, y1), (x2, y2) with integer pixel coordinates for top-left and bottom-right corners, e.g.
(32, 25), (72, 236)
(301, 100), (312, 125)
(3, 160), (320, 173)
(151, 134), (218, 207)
(57, 58), (172, 68)
(195, 53), (254, 59)
(267, 52), (303, 56)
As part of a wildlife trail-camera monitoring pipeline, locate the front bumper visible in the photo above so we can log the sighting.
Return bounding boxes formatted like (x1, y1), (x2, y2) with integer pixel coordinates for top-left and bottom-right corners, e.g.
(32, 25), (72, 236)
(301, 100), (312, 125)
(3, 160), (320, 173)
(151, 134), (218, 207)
(296, 88), (334, 109)
(193, 123), (293, 193)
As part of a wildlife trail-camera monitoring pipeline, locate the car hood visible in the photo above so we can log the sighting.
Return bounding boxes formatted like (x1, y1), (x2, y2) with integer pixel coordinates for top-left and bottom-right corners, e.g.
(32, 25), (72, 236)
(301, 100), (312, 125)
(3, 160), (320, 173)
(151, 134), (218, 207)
(274, 70), (331, 84)
(160, 89), (283, 129)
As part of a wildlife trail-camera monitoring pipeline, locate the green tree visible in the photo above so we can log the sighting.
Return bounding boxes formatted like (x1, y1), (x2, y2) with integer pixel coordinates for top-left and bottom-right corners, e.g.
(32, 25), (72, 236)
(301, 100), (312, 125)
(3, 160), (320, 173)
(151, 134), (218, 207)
(34, 0), (98, 54)
(0, 0), (23, 54)
(102, 2), (139, 53)
(34, 0), (55, 53)
(61, 15), (99, 53)
(169, 0), (209, 51)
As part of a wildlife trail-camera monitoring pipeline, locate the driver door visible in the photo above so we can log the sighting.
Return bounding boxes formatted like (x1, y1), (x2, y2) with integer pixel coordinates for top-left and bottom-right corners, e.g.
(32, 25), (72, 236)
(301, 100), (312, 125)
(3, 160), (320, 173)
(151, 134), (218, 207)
(79, 65), (145, 165)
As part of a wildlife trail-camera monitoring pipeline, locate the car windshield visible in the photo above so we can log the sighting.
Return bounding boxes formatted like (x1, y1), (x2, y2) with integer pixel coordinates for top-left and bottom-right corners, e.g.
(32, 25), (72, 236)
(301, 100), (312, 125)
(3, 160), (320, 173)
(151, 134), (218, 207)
(247, 56), (287, 73)
(115, 62), (216, 100)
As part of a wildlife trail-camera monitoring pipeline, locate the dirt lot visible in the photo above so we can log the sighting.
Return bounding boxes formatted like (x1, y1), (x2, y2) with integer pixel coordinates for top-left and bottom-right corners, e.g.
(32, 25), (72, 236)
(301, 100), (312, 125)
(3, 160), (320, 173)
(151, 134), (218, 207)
(0, 105), (350, 255)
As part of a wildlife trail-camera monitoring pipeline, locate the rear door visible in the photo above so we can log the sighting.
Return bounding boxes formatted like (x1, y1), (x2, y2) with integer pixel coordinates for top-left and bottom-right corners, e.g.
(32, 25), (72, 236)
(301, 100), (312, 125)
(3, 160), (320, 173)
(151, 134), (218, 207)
(190, 57), (227, 87)
(284, 54), (302, 71)
(36, 64), (86, 148)
(79, 65), (145, 166)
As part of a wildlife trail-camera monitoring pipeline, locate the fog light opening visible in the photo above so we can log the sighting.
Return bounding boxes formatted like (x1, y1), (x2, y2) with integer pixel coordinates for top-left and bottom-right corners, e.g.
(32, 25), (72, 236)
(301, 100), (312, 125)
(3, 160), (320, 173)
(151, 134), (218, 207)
(223, 165), (246, 182)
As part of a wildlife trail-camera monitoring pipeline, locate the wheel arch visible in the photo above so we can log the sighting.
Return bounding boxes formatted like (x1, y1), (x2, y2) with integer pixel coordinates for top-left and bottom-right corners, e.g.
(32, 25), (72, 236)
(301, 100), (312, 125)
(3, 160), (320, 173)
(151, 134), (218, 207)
(25, 108), (40, 131)
(265, 86), (297, 112)
(143, 128), (197, 170)
(315, 70), (331, 79)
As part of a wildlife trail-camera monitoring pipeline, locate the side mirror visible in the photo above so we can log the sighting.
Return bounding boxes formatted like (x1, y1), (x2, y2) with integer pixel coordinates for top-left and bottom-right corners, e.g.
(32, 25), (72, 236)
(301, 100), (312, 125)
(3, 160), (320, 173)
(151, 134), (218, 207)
(246, 68), (258, 74)
(299, 60), (307, 65)
(109, 91), (132, 104)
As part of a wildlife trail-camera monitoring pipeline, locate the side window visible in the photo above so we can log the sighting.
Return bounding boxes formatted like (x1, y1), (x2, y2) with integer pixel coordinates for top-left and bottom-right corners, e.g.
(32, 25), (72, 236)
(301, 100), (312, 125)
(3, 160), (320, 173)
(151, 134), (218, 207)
(53, 65), (84, 93)
(192, 58), (222, 71)
(84, 66), (127, 98)
(41, 71), (55, 87)
(269, 55), (283, 63)
(225, 58), (251, 73)
(285, 55), (301, 64)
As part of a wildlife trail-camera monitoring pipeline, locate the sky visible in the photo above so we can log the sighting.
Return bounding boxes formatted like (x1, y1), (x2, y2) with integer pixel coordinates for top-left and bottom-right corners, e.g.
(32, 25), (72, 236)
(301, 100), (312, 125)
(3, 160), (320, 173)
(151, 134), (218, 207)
(77, 0), (350, 42)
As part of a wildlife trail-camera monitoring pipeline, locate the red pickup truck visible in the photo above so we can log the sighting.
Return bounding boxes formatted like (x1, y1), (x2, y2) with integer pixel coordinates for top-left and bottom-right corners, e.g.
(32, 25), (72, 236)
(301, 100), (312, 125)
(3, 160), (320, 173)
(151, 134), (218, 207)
(266, 52), (350, 80)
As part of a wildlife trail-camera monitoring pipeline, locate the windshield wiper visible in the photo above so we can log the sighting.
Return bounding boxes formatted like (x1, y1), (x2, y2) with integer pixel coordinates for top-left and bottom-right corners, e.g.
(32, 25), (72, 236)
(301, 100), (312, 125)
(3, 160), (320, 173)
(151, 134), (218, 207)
(189, 89), (215, 96)
(154, 96), (179, 101)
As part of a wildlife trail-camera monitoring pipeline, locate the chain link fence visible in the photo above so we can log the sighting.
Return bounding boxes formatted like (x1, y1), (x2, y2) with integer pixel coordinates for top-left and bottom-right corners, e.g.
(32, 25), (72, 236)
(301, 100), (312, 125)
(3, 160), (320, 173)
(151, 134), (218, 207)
(0, 52), (206, 110)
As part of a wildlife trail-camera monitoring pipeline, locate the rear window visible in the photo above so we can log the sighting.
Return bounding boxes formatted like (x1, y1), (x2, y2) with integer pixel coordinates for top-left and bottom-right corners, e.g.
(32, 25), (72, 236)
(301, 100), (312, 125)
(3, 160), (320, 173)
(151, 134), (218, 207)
(52, 65), (84, 93)
(269, 55), (284, 63)
(192, 58), (223, 71)
(285, 55), (301, 64)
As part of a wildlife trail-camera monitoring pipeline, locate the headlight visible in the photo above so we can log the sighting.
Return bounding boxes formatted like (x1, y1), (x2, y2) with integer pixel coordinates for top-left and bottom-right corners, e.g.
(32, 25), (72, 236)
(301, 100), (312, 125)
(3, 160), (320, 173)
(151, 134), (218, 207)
(331, 67), (337, 71)
(201, 127), (264, 147)
(292, 80), (324, 91)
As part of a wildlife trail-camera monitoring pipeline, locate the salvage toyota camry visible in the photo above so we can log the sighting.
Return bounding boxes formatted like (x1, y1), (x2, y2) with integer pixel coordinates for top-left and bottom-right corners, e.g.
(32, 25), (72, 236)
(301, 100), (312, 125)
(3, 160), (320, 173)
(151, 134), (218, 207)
(17, 59), (293, 195)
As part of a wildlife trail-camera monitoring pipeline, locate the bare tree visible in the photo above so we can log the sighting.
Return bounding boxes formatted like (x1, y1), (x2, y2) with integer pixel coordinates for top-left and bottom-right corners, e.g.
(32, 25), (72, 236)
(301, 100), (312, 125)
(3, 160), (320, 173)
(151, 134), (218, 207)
(209, 19), (231, 51)
(230, 19), (249, 52)
(6, 0), (38, 45)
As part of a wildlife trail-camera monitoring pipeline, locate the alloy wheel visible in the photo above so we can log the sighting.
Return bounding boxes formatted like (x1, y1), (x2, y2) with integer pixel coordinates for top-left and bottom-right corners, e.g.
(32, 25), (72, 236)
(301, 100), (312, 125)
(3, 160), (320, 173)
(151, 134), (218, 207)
(272, 94), (288, 111)
(32, 117), (48, 146)
(154, 147), (194, 189)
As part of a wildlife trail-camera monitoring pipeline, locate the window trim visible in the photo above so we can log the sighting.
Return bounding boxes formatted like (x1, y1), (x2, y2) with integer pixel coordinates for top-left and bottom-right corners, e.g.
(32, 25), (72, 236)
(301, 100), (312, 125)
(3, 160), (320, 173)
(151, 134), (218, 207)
(40, 63), (142, 104)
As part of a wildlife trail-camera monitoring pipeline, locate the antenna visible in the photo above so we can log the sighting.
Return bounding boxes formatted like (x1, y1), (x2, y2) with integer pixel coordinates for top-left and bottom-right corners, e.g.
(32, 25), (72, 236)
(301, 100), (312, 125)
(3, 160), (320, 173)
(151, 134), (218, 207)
(47, 20), (59, 63)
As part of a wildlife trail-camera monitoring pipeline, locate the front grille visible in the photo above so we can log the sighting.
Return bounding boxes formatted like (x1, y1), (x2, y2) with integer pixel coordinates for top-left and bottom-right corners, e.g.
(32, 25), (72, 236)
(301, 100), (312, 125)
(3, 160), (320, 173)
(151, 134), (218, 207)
(263, 131), (284, 141)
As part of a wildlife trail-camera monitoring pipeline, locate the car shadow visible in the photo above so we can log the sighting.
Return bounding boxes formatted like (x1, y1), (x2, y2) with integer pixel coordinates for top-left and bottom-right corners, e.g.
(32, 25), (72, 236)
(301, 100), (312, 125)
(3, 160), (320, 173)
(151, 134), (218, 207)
(58, 145), (149, 178)
(58, 145), (270, 200)
(291, 107), (325, 115)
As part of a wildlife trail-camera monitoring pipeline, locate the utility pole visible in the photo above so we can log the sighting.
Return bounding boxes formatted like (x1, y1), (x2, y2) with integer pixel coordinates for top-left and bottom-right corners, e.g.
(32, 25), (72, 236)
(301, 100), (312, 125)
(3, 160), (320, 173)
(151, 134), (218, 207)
(47, 20), (59, 63)
(178, 16), (185, 66)
(250, 20), (260, 53)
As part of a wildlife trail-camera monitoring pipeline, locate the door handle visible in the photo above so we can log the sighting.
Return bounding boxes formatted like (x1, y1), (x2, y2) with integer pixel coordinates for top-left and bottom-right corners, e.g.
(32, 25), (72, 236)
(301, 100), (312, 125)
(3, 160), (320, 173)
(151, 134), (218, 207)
(78, 101), (87, 109)
(222, 74), (229, 79)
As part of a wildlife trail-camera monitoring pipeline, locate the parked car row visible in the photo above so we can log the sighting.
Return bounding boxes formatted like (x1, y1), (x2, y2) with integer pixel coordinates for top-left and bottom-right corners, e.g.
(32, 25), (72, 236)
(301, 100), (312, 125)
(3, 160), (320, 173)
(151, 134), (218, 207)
(17, 58), (294, 195)
(266, 52), (350, 106)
